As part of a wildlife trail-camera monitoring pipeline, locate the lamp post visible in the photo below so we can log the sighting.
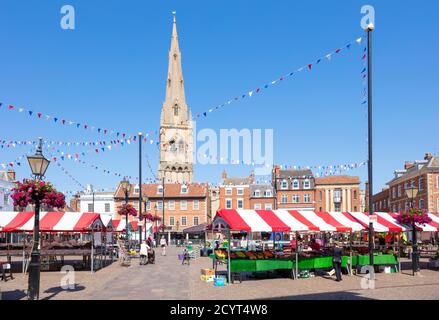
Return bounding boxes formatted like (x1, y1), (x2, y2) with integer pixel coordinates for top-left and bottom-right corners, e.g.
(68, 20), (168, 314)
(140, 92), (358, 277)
(366, 23), (375, 267)
(26, 137), (50, 300)
(142, 195), (148, 240)
(120, 178), (132, 246)
(405, 185), (419, 275)
(90, 184), (95, 212)
(138, 132), (143, 244)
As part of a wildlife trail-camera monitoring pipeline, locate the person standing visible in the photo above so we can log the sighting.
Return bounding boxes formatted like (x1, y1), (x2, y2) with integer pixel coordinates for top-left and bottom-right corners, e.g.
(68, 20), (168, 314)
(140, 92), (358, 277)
(160, 236), (167, 256)
(333, 242), (343, 282)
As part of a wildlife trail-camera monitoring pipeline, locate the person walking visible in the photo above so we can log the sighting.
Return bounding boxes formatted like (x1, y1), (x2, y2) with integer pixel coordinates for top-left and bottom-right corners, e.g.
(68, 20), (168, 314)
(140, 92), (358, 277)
(139, 240), (150, 265)
(160, 236), (167, 256)
(332, 241), (343, 282)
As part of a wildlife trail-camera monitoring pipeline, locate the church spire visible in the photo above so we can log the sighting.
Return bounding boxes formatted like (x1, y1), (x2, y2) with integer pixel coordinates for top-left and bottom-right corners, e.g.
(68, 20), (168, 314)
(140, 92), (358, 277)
(161, 11), (189, 125)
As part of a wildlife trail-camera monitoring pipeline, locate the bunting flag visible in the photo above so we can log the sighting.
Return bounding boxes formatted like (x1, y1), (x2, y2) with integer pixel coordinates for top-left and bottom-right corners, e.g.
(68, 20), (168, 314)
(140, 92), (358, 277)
(0, 102), (159, 142)
(0, 149), (35, 169)
(192, 36), (364, 120)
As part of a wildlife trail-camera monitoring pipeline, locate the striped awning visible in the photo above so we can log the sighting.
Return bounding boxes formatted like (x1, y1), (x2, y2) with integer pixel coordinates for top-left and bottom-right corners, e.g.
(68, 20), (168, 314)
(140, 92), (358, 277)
(214, 209), (366, 232)
(0, 212), (104, 232)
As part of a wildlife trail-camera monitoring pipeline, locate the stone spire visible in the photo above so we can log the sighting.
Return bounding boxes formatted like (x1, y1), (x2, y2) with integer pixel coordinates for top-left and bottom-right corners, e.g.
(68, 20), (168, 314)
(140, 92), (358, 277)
(161, 12), (190, 125)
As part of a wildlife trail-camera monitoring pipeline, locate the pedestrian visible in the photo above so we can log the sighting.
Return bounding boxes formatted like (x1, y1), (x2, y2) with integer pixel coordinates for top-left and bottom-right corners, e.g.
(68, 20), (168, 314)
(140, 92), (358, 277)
(160, 236), (167, 256)
(139, 240), (150, 265)
(333, 241), (343, 282)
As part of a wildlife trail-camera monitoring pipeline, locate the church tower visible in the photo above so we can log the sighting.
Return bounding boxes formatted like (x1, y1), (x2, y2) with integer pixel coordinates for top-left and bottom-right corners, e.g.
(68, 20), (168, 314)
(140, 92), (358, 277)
(158, 13), (194, 183)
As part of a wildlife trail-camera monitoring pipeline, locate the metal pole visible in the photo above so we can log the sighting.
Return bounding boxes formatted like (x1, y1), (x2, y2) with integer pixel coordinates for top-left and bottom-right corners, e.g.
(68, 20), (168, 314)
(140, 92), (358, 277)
(27, 199), (41, 300)
(411, 198), (419, 275)
(125, 190), (129, 247)
(366, 24), (375, 267)
(92, 186), (95, 212)
(162, 176), (165, 235)
(138, 132), (143, 245)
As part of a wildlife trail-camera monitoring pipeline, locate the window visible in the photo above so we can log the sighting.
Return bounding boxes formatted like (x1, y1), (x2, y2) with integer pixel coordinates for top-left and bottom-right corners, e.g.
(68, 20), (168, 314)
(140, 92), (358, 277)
(354, 206), (357, 211)
(180, 200), (188, 210)
(319, 191), (323, 200)
(181, 216), (187, 226)
(225, 188), (232, 196)
(237, 199), (244, 209)
(181, 185), (188, 194)
(334, 203), (341, 212)
(157, 201), (163, 210)
(105, 203), (110, 212)
(254, 203), (261, 210)
(193, 200), (199, 210)
(281, 180), (288, 190)
(437, 176), (439, 188)
(169, 217), (175, 226)
(419, 177), (424, 191)
(146, 201), (151, 210)
(281, 194), (288, 203)
(292, 194), (300, 203)
(265, 190), (272, 197)
(134, 185), (140, 194)
(303, 179), (310, 189)
(292, 179), (299, 189)
(237, 188), (244, 195)
(88, 203), (93, 212)
(173, 104), (178, 116)
(398, 204), (402, 212)
(157, 185), (163, 194)
(193, 217), (199, 226)
(397, 185), (402, 197)
(4, 194), (9, 204)
(392, 187), (396, 199)
(168, 200), (175, 210)
(383, 199), (387, 208)
(354, 190), (357, 200)
(304, 194), (311, 203)
(265, 203), (273, 210)
(419, 199), (425, 209)
(254, 190), (261, 197)
(226, 199), (232, 209)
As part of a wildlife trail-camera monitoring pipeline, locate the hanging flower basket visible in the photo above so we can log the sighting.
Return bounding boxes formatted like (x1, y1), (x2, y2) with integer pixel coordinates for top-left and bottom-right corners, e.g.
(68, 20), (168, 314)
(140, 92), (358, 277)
(396, 208), (432, 226)
(117, 203), (138, 217)
(11, 179), (66, 209)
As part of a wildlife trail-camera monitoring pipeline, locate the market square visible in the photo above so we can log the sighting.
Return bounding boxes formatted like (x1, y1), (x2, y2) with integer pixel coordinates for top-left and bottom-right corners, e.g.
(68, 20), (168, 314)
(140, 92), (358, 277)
(1, 1), (439, 303)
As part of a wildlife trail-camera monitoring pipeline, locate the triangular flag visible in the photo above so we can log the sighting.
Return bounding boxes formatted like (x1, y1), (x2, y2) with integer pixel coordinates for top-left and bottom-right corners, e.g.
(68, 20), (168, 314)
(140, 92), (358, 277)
(308, 64), (312, 70)
(29, 111), (33, 116)
(249, 91), (253, 97)
(356, 37), (362, 44)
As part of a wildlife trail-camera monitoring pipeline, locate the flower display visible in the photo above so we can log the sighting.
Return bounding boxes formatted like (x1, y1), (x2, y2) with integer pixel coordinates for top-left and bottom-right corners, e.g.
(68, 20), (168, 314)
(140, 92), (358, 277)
(11, 179), (66, 209)
(117, 203), (138, 217)
(396, 208), (432, 226)
(142, 212), (161, 222)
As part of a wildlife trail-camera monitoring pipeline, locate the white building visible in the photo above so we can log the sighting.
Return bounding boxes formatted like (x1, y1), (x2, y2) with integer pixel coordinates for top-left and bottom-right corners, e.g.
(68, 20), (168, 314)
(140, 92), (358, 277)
(0, 170), (15, 211)
(79, 186), (115, 216)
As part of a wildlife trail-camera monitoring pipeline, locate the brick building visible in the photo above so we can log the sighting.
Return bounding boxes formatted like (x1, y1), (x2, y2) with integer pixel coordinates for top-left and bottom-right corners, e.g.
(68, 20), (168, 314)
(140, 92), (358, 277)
(219, 170), (254, 210)
(272, 166), (315, 210)
(249, 184), (276, 210)
(384, 152), (439, 213)
(314, 176), (361, 212)
(371, 187), (390, 212)
(114, 182), (210, 240)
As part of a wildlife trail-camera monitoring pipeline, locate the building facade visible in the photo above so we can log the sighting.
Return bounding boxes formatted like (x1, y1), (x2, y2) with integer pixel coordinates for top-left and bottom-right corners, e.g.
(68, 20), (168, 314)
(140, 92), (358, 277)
(79, 191), (115, 216)
(385, 153), (439, 213)
(158, 14), (194, 183)
(219, 171), (254, 210)
(371, 187), (390, 212)
(114, 182), (210, 240)
(314, 176), (361, 212)
(272, 166), (315, 211)
(249, 184), (276, 210)
(0, 170), (15, 211)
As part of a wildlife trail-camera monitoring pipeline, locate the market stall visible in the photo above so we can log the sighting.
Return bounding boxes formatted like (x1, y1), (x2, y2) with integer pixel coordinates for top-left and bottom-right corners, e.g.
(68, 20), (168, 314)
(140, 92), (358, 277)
(0, 211), (112, 273)
(210, 209), (439, 282)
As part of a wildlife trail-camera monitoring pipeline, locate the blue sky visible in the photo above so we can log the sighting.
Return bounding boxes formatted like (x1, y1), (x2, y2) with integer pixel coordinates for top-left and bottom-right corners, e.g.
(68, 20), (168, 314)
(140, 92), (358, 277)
(1, 0), (438, 198)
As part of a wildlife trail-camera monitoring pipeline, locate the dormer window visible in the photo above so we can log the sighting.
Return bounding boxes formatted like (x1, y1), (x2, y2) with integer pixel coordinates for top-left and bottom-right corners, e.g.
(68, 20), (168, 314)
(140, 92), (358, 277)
(281, 180), (288, 190)
(303, 179), (311, 189)
(265, 190), (272, 197)
(254, 190), (261, 197)
(157, 185), (163, 194)
(292, 179), (299, 190)
(134, 185), (140, 194)
(181, 185), (188, 194)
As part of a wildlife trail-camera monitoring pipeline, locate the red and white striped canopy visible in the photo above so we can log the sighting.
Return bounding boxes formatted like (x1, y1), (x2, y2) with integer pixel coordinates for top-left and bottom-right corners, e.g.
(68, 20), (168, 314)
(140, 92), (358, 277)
(0, 212), (104, 232)
(110, 219), (148, 232)
(214, 209), (365, 232)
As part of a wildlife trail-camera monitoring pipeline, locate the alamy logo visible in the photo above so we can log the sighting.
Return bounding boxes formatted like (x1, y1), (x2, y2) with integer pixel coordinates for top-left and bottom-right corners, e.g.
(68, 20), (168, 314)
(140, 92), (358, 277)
(60, 5), (75, 30)
(360, 5), (375, 29)
(359, 265), (375, 290)
(60, 265), (76, 290)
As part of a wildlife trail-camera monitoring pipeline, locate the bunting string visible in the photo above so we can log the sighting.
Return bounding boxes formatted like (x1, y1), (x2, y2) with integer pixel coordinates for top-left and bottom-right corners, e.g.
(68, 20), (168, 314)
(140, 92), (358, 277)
(192, 37), (364, 120)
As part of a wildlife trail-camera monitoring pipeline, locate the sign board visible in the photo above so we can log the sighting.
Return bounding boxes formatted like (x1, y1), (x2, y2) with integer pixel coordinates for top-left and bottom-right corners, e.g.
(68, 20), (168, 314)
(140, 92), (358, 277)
(369, 214), (377, 224)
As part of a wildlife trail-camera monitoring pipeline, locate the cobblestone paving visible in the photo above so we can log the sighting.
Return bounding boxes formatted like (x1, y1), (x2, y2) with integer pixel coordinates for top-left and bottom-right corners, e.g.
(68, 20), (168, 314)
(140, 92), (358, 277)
(1, 246), (439, 300)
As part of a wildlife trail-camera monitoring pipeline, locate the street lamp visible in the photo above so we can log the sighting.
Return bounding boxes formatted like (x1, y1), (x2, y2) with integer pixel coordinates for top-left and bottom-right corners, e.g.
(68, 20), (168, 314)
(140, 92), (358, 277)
(27, 137), (50, 300)
(405, 185), (419, 275)
(120, 178), (132, 246)
(142, 195), (148, 240)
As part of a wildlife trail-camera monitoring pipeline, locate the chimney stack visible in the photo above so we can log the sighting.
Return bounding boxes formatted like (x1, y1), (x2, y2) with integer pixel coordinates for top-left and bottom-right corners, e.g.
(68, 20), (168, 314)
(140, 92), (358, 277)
(424, 152), (433, 161)
(404, 162), (414, 170)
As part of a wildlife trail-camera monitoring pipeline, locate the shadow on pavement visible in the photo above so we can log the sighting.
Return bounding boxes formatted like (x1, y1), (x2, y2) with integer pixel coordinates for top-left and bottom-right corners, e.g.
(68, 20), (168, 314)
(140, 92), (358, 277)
(42, 284), (85, 300)
(1, 289), (27, 300)
(262, 291), (376, 300)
